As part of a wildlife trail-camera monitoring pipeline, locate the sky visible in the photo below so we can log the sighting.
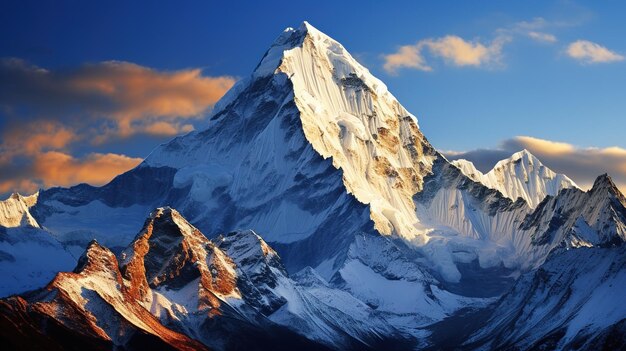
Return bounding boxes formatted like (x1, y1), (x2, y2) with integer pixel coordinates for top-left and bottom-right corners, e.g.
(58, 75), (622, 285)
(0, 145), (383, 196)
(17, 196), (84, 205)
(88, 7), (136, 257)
(1, 0), (626, 196)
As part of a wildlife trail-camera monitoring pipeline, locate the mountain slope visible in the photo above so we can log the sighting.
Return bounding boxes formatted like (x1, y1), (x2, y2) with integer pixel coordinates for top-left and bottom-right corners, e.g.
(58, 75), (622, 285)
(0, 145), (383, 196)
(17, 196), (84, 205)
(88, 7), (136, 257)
(521, 173), (626, 247)
(13, 20), (626, 285)
(0, 193), (40, 228)
(23, 20), (623, 289)
(1, 208), (420, 350)
(0, 225), (76, 297)
(0, 240), (208, 351)
(465, 246), (626, 350)
(1, 21), (625, 351)
(451, 150), (578, 208)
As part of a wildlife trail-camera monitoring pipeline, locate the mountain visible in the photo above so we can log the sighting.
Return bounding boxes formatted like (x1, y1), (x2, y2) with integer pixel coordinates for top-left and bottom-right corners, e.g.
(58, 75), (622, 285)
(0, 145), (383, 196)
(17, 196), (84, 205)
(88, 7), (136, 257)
(521, 173), (626, 247)
(0, 193), (76, 297)
(24, 21), (534, 289)
(451, 150), (578, 208)
(1, 21), (625, 350)
(0, 192), (39, 228)
(0, 238), (209, 351)
(464, 246), (626, 350)
(0, 208), (416, 350)
(0, 225), (76, 297)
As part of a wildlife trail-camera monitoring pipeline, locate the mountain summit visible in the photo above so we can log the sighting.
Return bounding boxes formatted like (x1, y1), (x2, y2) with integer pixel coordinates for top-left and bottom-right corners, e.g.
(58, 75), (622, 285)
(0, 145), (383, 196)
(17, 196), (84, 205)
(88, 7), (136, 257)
(144, 21), (438, 246)
(451, 150), (578, 208)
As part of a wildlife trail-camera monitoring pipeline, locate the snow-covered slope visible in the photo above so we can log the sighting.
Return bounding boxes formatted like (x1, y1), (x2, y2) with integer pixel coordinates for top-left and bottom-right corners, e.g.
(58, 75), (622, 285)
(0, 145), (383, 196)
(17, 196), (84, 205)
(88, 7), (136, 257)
(0, 225), (76, 297)
(139, 21), (440, 247)
(521, 173), (626, 247)
(465, 246), (626, 350)
(451, 150), (578, 208)
(27, 21), (528, 286)
(0, 192), (77, 297)
(0, 192), (40, 228)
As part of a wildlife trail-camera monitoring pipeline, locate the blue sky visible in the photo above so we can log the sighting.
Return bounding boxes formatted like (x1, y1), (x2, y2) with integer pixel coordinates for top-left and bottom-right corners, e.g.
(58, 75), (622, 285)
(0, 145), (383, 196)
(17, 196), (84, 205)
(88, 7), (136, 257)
(1, 0), (626, 194)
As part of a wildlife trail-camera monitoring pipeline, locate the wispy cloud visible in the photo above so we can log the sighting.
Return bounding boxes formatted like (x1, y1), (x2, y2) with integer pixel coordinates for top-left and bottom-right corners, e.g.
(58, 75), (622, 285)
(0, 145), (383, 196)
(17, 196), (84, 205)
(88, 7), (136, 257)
(566, 40), (624, 64)
(528, 31), (557, 43)
(504, 17), (559, 43)
(444, 136), (626, 192)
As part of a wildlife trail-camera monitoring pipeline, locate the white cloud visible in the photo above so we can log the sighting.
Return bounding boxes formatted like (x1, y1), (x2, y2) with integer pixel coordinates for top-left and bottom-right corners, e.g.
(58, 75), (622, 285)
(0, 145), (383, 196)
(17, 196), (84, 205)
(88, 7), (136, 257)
(566, 40), (624, 64)
(383, 35), (509, 73)
(498, 17), (558, 44)
(528, 31), (558, 43)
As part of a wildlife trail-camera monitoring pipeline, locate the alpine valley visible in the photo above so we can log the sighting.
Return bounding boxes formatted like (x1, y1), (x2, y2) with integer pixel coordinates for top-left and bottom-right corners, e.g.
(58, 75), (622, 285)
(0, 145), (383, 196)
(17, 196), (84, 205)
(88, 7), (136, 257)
(0, 22), (624, 350)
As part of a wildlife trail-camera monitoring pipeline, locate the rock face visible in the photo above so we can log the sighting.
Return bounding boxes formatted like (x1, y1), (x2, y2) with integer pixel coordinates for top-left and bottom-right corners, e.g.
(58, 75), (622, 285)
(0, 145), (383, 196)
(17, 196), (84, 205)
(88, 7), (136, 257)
(0, 208), (417, 350)
(0, 239), (208, 351)
(451, 149), (578, 209)
(0, 21), (625, 350)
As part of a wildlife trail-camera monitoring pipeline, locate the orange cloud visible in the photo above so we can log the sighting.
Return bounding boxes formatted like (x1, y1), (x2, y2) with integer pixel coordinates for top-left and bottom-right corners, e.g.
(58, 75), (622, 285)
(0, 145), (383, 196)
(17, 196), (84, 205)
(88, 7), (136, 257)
(0, 59), (235, 196)
(141, 121), (195, 137)
(383, 45), (431, 73)
(32, 151), (142, 188)
(0, 151), (142, 195)
(1, 121), (78, 156)
(0, 59), (236, 140)
(0, 179), (39, 196)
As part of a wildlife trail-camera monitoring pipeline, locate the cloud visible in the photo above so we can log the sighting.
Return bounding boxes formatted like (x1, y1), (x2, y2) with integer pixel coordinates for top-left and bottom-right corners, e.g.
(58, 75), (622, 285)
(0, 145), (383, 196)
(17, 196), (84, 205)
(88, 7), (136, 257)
(382, 16), (565, 74)
(0, 58), (234, 196)
(31, 151), (143, 187)
(383, 45), (432, 72)
(566, 40), (624, 64)
(501, 136), (574, 155)
(1, 121), (78, 156)
(0, 151), (142, 195)
(383, 35), (510, 73)
(528, 31), (558, 43)
(444, 136), (626, 192)
(497, 17), (559, 44)
(0, 58), (236, 140)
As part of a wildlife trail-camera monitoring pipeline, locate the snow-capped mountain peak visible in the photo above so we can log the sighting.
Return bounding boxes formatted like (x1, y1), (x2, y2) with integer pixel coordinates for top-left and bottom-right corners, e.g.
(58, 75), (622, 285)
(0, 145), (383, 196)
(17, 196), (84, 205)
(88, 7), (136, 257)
(452, 149), (578, 208)
(257, 20), (439, 241)
(119, 207), (238, 308)
(0, 192), (40, 228)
